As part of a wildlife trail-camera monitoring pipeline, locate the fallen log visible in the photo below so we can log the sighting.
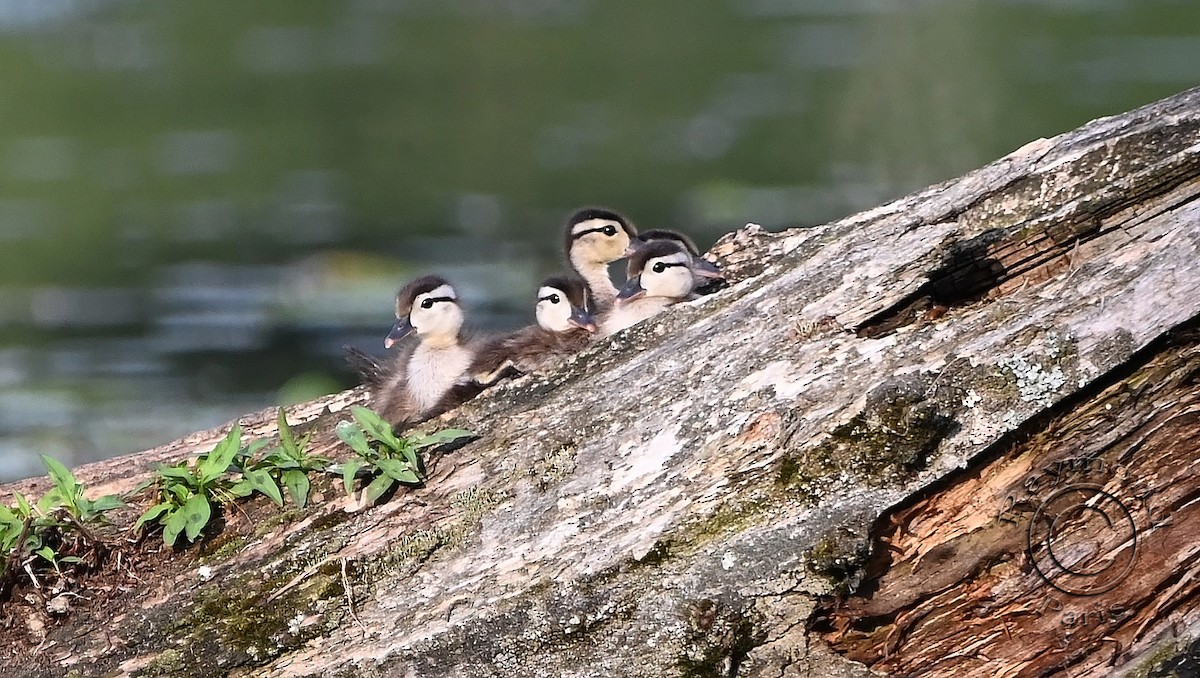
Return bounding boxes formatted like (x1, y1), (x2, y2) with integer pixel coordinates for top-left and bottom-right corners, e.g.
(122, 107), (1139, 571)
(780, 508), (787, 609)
(2, 85), (1200, 677)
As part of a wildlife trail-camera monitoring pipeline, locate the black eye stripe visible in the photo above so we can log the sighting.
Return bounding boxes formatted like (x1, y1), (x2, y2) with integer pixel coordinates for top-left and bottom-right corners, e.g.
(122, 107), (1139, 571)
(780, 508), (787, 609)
(650, 261), (688, 271)
(572, 225), (620, 239)
(419, 296), (455, 306)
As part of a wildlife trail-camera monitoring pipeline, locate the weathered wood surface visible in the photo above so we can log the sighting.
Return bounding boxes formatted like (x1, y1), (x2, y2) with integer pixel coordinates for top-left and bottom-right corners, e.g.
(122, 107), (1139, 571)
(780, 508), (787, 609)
(3, 86), (1200, 677)
(819, 332), (1200, 677)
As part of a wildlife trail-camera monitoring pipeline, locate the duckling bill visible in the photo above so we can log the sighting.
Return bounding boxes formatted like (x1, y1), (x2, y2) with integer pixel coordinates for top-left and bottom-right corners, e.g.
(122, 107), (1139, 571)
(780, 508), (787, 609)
(600, 240), (696, 336)
(636, 227), (725, 292)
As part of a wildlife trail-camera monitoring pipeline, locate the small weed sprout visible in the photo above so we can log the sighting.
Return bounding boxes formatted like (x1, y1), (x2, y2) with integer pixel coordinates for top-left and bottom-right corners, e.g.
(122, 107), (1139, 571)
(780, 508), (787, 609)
(236, 409), (329, 509)
(135, 424), (251, 546)
(3, 406), (469, 603)
(334, 406), (473, 505)
(135, 411), (331, 546)
(40, 455), (125, 525)
(1, 455), (123, 598)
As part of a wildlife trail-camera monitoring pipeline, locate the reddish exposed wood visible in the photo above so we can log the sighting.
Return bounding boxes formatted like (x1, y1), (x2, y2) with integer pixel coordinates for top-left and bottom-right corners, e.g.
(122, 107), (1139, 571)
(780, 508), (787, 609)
(821, 332), (1200, 677)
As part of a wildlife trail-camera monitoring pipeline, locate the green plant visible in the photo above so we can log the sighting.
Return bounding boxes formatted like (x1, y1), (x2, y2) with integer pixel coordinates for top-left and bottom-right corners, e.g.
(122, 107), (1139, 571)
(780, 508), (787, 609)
(0, 491), (40, 568)
(135, 425), (257, 546)
(334, 406), (473, 505)
(1, 456), (123, 597)
(135, 413), (331, 546)
(236, 409), (328, 509)
(40, 454), (124, 524)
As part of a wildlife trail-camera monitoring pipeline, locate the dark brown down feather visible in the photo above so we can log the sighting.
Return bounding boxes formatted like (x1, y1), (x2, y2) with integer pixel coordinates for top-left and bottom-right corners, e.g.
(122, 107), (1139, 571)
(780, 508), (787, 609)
(469, 325), (593, 383)
(467, 274), (595, 383)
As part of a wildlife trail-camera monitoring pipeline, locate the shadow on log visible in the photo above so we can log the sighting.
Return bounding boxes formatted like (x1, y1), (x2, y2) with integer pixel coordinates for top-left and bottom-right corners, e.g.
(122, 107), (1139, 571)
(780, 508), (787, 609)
(3, 86), (1200, 677)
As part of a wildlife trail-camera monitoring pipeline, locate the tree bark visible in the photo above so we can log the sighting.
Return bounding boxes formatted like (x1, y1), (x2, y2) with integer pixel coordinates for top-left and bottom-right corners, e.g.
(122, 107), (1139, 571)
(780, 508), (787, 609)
(4, 86), (1200, 678)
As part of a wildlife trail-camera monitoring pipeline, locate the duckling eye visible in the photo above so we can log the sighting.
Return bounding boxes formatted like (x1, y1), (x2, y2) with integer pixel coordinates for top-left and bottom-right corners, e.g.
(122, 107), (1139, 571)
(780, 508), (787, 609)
(652, 262), (667, 273)
(549, 294), (560, 304)
(602, 225), (617, 236)
(420, 298), (434, 309)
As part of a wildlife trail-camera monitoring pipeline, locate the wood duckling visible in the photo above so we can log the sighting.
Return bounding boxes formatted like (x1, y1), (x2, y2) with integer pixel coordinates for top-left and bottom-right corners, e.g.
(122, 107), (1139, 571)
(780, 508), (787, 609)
(635, 228), (724, 290)
(471, 275), (597, 384)
(353, 275), (482, 426)
(599, 240), (696, 336)
(564, 207), (639, 312)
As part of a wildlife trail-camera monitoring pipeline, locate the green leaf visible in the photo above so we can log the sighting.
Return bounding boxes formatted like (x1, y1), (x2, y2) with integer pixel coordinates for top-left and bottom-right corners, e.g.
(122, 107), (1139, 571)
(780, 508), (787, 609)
(40, 455), (79, 500)
(35, 546), (58, 564)
(297, 432), (315, 458)
(162, 507), (186, 546)
(341, 459), (365, 496)
(36, 489), (65, 514)
(409, 428), (476, 449)
(278, 409), (300, 460)
(304, 453), (329, 473)
(389, 440), (419, 470)
(126, 478), (154, 496)
(244, 438), (271, 458)
(0, 507), (22, 550)
(87, 494), (124, 513)
(13, 491), (31, 516)
(375, 458), (421, 484)
(351, 406), (401, 449)
(335, 421), (374, 458)
(363, 475), (395, 505)
(167, 484), (191, 502)
(199, 425), (242, 483)
(181, 493), (212, 542)
(258, 450), (286, 466)
(282, 469), (310, 509)
(228, 480), (255, 498)
(245, 468), (284, 507)
(135, 502), (174, 530)
(24, 533), (43, 552)
(156, 465), (197, 481)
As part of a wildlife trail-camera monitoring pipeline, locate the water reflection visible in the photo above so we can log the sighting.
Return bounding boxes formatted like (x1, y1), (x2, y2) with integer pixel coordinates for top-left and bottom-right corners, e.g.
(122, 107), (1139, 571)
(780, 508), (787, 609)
(0, 0), (1195, 481)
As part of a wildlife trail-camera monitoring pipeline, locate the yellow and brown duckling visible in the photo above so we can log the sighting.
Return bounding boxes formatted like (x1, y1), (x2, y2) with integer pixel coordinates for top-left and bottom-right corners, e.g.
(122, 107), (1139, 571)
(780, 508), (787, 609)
(600, 240), (696, 337)
(470, 274), (597, 384)
(352, 275), (484, 426)
(564, 207), (639, 313)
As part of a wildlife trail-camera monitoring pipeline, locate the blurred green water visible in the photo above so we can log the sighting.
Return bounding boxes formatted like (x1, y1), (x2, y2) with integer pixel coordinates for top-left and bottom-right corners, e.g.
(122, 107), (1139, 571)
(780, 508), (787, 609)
(0, 0), (1198, 480)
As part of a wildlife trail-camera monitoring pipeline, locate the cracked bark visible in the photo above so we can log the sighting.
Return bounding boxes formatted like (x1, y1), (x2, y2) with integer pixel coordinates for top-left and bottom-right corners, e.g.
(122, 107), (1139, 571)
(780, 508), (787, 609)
(3, 86), (1200, 678)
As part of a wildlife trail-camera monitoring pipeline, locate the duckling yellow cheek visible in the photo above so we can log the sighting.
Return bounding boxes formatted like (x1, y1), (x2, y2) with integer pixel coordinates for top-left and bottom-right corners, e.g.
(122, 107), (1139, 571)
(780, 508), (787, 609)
(613, 233), (631, 259)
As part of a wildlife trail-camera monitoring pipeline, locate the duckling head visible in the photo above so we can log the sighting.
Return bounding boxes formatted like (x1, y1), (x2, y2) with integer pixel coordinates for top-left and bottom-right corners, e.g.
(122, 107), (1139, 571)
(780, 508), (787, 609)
(386, 275), (463, 348)
(564, 207), (638, 267)
(535, 275), (597, 333)
(617, 241), (694, 302)
(636, 227), (723, 280)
